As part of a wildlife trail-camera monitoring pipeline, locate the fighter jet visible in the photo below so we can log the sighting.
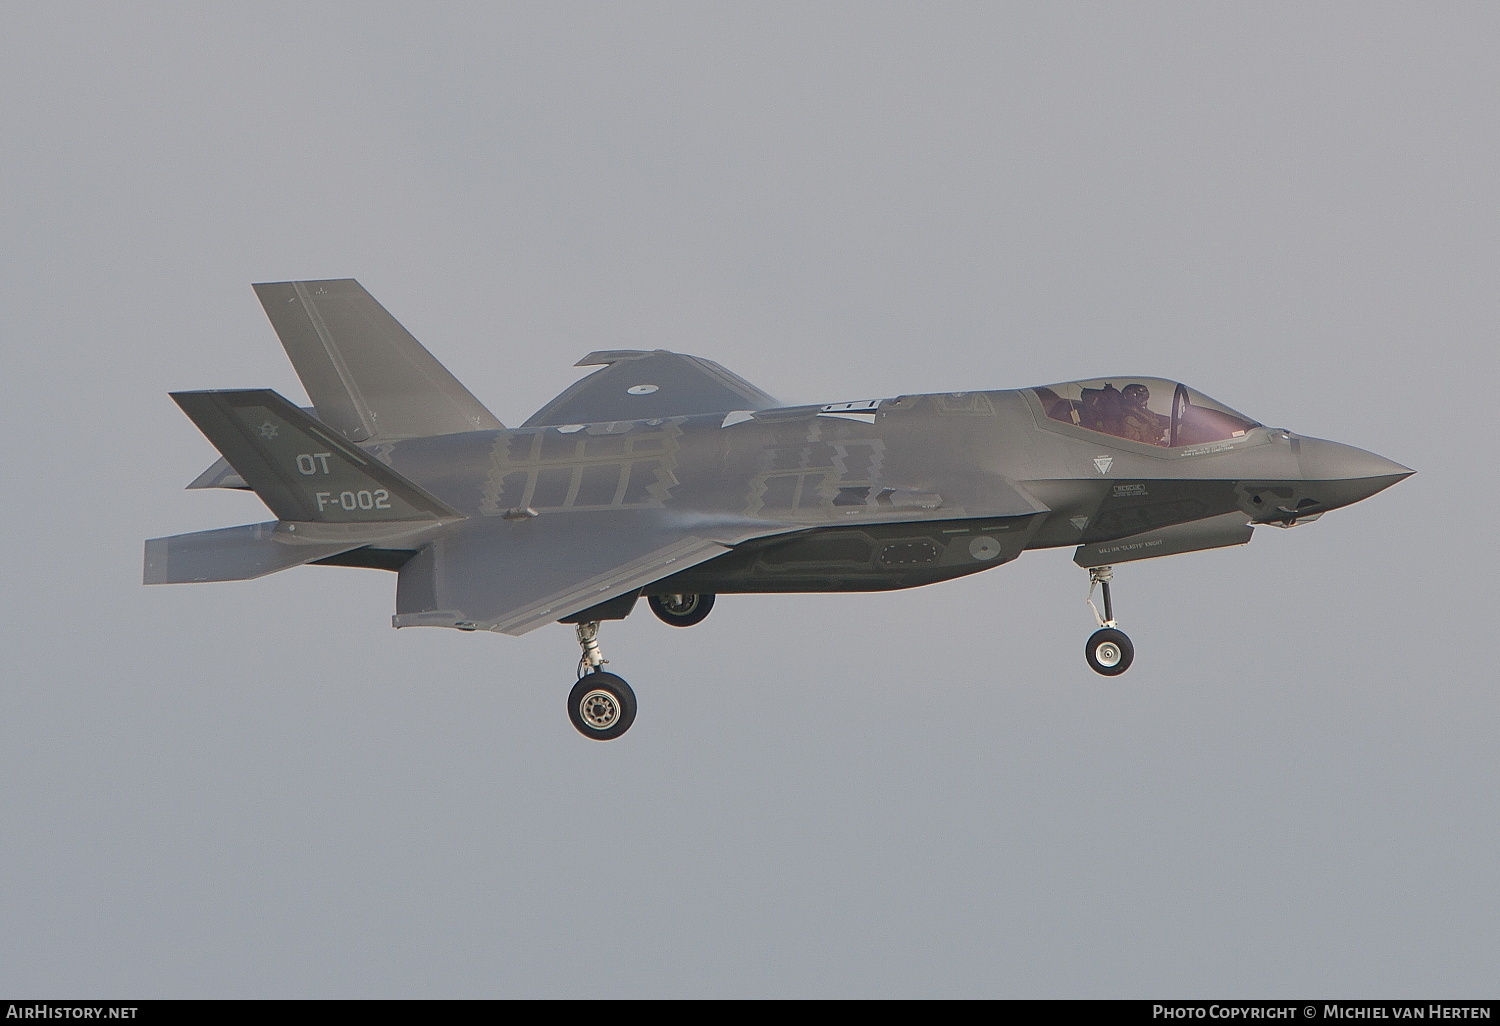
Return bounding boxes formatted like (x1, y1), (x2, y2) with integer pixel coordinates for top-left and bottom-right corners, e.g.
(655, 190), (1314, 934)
(146, 279), (1412, 740)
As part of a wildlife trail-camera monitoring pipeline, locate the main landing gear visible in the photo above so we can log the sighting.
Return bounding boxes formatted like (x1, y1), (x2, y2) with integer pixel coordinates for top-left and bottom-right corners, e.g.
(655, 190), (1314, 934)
(648, 592), (714, 627)
(1084, 565), (1134, 676)
(567, 621), (637, 741)
(564, 594), (715, 739)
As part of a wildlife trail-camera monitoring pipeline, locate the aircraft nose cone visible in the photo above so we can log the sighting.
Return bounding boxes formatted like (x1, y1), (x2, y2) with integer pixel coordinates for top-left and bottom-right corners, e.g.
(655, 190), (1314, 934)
(1296, 436), (1413, 507)
(1297, 437), (1413, 480)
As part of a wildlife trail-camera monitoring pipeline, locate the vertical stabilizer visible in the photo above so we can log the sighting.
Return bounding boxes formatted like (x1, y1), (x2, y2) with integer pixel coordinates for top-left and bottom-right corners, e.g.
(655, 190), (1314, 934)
(169, 388), (462, 524)
(252, 278), (504, 442)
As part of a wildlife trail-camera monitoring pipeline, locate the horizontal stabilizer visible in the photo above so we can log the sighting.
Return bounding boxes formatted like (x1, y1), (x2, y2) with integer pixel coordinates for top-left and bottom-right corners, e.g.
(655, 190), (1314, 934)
(170, 389), (462, 524)
(145, 520), (439, 584)
(144, 522), (353, 584)
(253, 278), (504, 441)
(1074, 512), (1253, 567)
(523, 350), (781, 427)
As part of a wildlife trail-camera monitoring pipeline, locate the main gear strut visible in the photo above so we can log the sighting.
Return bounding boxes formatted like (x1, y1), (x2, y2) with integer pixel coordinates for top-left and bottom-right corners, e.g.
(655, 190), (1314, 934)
(575, 620), (607, 678)
(567, 620), (637, 740)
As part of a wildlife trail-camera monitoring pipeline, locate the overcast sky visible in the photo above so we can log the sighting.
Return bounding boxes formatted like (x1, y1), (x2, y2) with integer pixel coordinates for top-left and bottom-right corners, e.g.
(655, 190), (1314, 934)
(1, 2), (1494, 998)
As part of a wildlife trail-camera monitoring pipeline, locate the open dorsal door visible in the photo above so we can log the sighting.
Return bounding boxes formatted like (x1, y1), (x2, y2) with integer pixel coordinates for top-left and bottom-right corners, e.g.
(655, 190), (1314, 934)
(523, 350), (781, 427)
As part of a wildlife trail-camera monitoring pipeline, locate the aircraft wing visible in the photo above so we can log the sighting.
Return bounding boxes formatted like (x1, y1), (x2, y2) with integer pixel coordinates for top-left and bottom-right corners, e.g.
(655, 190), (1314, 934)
(394, 508), (797, 635)
(522, 350), (781, 427)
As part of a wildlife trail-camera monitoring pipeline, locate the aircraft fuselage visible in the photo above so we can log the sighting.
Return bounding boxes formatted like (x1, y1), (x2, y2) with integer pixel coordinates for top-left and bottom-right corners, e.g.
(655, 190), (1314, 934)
(366, 386), (1407, 598)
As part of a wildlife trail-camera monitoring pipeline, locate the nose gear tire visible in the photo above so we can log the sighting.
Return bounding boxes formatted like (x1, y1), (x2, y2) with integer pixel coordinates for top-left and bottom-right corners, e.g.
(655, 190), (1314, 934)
(1086, 628), (1134, 676)
(648, 592), (715, 627)
(568, 672), (637, 740)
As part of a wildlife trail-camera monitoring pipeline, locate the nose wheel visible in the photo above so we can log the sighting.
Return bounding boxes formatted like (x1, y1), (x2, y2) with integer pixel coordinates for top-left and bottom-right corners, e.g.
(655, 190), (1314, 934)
(569, 621), (637, 740)
(1085, 627), (1134, 675)
(1084, 566), (1134, 676)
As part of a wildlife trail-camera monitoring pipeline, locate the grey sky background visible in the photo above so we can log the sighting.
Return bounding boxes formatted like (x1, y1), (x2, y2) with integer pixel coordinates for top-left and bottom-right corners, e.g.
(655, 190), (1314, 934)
(1, 2), (1494, 998)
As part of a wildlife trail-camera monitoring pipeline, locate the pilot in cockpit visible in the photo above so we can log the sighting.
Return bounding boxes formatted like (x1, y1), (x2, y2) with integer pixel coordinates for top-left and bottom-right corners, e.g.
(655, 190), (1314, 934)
(1120, 382), (1169, 446)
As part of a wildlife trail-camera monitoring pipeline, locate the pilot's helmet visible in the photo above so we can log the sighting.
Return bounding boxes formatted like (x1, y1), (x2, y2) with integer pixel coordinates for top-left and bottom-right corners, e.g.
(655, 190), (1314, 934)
(1122, 383), (1151, 406)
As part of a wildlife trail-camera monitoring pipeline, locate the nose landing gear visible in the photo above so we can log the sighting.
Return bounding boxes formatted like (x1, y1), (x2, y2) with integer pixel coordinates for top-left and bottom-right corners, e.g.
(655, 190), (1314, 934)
(1084, 565), (1134, 676)
(568, 621), (637, 740)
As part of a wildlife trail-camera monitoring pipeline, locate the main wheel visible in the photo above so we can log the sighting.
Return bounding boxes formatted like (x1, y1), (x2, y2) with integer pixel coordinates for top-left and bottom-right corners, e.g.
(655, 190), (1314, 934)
(648, 592), (715, 627)
(1085, 628), (1134, 676)
(568, 672), (637, 740)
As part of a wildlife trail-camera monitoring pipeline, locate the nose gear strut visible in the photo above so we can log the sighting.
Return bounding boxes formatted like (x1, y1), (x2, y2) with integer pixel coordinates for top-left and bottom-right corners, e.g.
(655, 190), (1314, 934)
(1084, 565), (1134, 676)
(1086, 565), (1117, 629)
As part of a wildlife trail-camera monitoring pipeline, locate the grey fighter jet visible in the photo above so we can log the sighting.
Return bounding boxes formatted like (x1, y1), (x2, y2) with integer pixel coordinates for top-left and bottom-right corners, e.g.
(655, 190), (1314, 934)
(146, 279), (1412, 740)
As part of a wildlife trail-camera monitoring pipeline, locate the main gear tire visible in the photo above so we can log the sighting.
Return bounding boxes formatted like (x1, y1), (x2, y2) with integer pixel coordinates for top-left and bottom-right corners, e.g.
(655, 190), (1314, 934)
(568, 673), (637, 740)
(1085, 628), (1134, 676)
(648, 592), (715, 627)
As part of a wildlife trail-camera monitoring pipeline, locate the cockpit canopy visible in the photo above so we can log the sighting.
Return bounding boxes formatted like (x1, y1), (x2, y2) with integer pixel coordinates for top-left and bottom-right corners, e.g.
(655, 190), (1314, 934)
(1032, 378), (1260, 449)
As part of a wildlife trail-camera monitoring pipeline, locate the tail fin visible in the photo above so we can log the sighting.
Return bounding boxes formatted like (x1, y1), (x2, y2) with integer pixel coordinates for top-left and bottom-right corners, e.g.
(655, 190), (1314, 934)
(170, 389), (462, 524)
(252, 278), (504, 442)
